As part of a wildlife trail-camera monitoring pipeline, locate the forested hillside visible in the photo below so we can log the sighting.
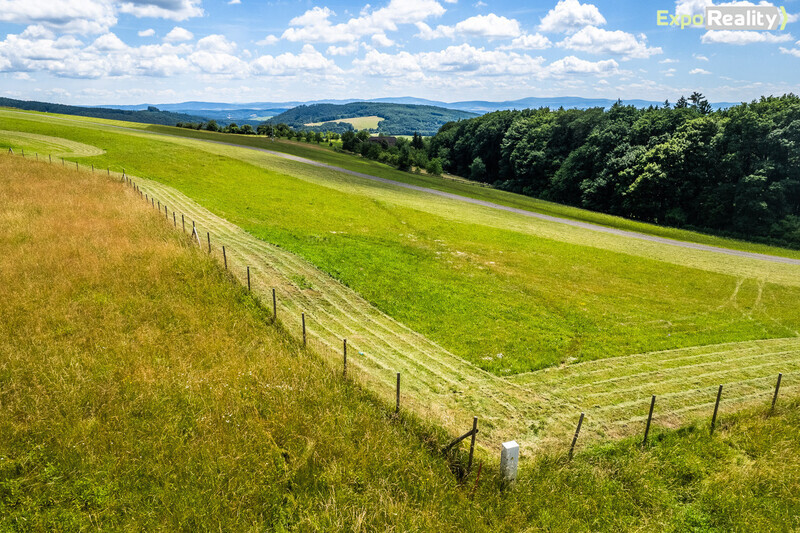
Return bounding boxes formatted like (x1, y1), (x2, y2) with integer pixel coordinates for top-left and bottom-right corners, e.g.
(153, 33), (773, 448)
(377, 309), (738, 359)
(429, 94), (800, 247)
(267, 102), (477, 135)
(0, 97), (207, 126)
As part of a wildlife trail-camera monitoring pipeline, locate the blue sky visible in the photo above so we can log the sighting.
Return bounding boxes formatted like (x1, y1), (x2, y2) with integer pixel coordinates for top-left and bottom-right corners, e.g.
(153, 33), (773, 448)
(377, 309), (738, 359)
(0, 0), (798, 105)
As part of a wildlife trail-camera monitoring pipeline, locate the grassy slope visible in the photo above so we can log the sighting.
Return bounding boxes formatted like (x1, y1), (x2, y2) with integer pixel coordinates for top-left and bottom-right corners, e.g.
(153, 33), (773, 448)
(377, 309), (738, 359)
(2, 156), (800, 531)
(3, 107), (796, 260)
(1, 110), (799, 376)
(137, 123), (800, 260)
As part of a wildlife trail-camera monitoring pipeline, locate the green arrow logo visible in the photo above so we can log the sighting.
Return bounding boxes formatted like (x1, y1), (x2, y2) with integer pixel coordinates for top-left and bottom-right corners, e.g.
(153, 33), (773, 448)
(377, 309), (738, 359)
(781, 6), (788, 30)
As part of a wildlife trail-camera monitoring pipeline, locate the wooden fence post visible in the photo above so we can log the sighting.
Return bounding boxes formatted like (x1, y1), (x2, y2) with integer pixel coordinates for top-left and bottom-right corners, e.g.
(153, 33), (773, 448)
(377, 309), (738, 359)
(643, 395), (656, 446)
(247, 266), (251, 291)
(173, 212), (176, 227)
(343, 339), (347, 377)
(207, 232), (211, 253)
(468, 416), (478, 473)
(711, 385), (723, 434)
(772, 373), (783, 411)
(272, 288), (277, 319)
(49, 154), (52, 163)
(396, 372), (401, 414)
(569, 412), (585, 460)
(302, 313), (306, 346)
(222, 246), (227, 269)
(182, 214), (185, 233)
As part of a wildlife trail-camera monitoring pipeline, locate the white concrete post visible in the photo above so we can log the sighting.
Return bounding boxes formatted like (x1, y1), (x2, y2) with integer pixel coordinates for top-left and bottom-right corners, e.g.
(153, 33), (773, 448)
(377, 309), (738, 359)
(500, 441), (519, 483)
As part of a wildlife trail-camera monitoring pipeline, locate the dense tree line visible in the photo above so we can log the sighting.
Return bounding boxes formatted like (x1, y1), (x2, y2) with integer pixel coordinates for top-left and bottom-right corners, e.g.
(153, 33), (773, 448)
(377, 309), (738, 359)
(267, 102), (477, 136)
(340, 130), (443, 175)
(428, 94), (800, 247)
(177, 119), (342, 145)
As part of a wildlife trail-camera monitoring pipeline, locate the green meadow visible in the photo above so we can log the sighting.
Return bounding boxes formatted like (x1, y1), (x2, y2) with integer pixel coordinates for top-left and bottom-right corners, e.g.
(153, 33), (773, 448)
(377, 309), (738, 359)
(2, 155), (800, 530)
(1, 109), (799, 377)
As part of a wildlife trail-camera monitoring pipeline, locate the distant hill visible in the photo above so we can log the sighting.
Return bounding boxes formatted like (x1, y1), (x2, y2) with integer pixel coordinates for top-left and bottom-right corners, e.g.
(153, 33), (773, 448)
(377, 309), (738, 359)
(265, 102), (478, 135)
(0, 97), (208, 126)
(98, 96), (740, 120)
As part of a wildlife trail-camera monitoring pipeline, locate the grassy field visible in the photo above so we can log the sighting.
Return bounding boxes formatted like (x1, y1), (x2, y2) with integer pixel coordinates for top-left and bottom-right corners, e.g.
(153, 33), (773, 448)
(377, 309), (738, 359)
(4, 155), (800, 530)
(1, 110), (799, 378)
(2, 109), (800, 451)
(305, 115), (384, 129)
(3, 155), (800, 530)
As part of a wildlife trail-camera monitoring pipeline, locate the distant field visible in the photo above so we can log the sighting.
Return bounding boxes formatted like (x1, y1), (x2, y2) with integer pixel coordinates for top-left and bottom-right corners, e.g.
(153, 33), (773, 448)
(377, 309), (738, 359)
(305, 115), (383, 129)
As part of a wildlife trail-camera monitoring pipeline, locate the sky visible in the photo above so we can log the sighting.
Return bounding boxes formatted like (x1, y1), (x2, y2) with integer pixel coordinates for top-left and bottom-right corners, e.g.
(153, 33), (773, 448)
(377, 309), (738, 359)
(0, 0), (799, 105)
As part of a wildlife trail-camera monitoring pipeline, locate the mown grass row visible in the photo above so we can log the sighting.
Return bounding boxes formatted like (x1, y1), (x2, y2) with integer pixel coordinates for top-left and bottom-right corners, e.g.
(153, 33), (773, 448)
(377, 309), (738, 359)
(2, 155), (800, 531)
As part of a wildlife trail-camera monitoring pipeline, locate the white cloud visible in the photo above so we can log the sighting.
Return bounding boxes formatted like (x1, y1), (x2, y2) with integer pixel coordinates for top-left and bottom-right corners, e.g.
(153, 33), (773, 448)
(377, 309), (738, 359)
(353, 44), (624, 81)
(117, 0), (204, 21)
(327, 42), (360, 55)
(415, 13), (522, 40)
(547, 55), (619, 76)
(228, 0), (241, 4)
(693, 53), (709, 60)
(163, 26), (193, 42)
(137, 54), (190, 76)
(539, 0), (606, 33)
(499, 33), (552, 50)
(0, 0), (117, 34)
(414, 22), (455, 39)
(251, 44), (342, 76)
(354, 45), (551, 78)
(371, 33), (395, 46)
(559, 26), (662, 59)
(189, 50), (248, 76)
(659, 58), (679, 63)
(282, 0), (447, 44)
(690, 67), (711, 74)
(196, 34), (236, 54)
(355, 50), (422, 77)
(453, 14), (521, 39)
(779, 46), (800, 57)
(91, 32), (127, 51)
(675, 0), (711, 16)
(701, 30), (793, 44)
(138, 28), (155, 37)
(256, 35), (279, 46)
